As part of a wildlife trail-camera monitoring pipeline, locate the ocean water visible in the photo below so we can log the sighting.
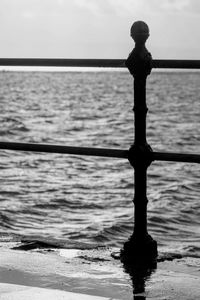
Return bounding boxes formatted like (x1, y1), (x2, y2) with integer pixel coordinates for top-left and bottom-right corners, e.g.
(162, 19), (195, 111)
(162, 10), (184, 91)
(0, 70), (199, 257)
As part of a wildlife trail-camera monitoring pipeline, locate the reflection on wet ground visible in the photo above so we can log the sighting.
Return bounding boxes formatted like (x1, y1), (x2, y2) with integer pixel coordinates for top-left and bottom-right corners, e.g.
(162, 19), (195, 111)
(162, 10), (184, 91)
(122, 258), (157, 299)
(1, 241), (200, 299)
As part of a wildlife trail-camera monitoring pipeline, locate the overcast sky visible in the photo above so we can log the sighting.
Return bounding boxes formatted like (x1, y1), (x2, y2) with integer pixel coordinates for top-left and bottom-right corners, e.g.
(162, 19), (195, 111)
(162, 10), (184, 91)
(1, 0), (200, 59)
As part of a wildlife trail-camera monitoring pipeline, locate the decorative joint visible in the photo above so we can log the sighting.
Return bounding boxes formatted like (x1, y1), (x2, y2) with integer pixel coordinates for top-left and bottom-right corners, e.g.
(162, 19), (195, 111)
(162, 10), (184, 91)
(133, 106), (148, 113)
(128, 143), (154, 169)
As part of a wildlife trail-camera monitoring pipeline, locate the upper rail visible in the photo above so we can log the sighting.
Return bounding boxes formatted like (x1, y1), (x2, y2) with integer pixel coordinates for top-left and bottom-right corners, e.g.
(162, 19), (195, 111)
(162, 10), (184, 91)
(1, 58), (200, 69)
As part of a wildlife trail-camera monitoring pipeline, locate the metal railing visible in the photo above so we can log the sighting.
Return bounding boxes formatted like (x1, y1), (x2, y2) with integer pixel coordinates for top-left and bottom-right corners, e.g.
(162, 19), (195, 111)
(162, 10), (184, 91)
(0, 20), (200, 262)
(0, 142), (199, 164)
(1, 58), (200, 69)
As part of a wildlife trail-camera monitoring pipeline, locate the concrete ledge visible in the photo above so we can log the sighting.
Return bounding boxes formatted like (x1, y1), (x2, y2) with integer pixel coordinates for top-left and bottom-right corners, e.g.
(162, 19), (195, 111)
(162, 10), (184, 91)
(0, 245), (200, 299)
(0, 283), (116, 300)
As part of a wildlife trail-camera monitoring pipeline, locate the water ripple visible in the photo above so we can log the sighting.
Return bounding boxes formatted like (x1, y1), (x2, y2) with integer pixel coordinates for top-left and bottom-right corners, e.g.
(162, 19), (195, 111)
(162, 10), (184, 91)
(0, 71), (199, 257)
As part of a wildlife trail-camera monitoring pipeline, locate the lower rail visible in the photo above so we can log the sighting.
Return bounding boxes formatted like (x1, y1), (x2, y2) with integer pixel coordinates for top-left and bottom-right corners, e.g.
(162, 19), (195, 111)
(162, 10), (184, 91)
(153, 151), (200, 164)
(0, 141), (128, 159)
(0, 141), (200, 164)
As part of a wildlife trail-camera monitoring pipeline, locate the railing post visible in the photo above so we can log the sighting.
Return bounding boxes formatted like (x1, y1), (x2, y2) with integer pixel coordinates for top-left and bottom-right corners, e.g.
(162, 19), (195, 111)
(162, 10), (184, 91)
(121, 21), (157, 263)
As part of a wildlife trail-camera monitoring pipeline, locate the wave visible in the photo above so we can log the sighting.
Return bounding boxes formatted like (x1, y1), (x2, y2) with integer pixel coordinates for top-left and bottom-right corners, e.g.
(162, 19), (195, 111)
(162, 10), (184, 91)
(0, 71), (200, 258)
(0, 116), (29, 136)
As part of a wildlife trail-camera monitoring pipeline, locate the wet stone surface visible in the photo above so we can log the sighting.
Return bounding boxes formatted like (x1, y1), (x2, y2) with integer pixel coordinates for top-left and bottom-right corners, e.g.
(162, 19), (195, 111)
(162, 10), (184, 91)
(0, 240), (200, 299)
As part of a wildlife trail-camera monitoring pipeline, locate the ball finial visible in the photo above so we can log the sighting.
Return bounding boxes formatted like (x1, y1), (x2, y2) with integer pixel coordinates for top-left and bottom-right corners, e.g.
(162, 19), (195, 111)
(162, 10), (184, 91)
(130, 21), (149, 44)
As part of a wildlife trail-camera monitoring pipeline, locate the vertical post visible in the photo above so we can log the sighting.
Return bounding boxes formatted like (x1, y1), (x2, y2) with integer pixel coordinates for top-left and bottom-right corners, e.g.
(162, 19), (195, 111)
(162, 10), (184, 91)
(121, 21), (157, 263)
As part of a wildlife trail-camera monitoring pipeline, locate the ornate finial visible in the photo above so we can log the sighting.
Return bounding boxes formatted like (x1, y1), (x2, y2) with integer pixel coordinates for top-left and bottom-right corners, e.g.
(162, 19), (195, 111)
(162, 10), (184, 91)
(130, 21), (149, 45)
(126, 21), (152, 77)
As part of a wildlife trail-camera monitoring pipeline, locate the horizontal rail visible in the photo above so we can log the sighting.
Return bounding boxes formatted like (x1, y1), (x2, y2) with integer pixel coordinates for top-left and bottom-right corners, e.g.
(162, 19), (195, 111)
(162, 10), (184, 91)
(153, 151), (200, 164)
(152, 59), (200, 69)
(0, 58), (125, 68)
(0, 142), (128, 159)
(1, 58), (200, 69)
(0, 141), (200, 164)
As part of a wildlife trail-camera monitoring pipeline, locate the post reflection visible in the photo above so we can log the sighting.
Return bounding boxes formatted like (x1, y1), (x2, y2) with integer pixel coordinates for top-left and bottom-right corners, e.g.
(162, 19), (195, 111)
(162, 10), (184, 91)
(122, 258), (157, 299)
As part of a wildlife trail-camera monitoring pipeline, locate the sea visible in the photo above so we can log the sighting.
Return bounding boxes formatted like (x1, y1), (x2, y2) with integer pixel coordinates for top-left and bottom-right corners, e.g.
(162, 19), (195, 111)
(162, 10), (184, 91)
(0, 70), (200, 258)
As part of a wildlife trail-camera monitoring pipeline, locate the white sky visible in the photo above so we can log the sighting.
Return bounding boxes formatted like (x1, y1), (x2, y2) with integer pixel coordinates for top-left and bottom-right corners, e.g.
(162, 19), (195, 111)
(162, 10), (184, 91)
(0, 0), (200, 59)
